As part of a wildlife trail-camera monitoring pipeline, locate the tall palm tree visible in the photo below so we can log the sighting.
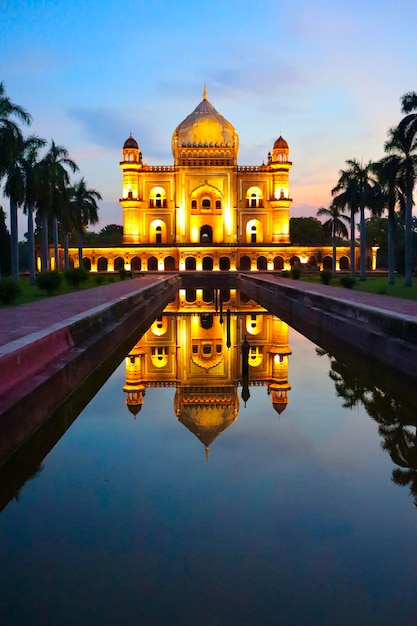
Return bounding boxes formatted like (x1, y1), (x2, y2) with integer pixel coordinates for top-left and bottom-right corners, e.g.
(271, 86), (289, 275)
(37, 141), (78, 272)
(371, 156), (405, 285)
(70, 178), (102, 267)
(0, 82), (32, 279)
(332, 159), (377, 281)
(0, 81), (32, 176)
(317, 204), (349, 275)
(22, 137), (47, 284)
(3, 145), (26, 279)
(385, 118), (417, 287)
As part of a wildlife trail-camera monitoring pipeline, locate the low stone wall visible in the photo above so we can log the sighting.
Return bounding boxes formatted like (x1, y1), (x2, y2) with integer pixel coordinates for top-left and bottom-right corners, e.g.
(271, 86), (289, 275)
(0, 275), (180, 463)
(238, 275), (417, 381)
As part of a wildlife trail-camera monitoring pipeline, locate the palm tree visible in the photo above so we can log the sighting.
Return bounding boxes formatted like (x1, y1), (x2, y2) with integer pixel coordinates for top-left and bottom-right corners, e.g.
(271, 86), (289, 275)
(383, 92), (417, 287)
(21, 137), (47, 283)
(332, 159), (377, 281)
(317, 204), (349, 275)
(70, 178), (102, 267)
(0, 82), (32, 279)
(371, 156), (405, 285)
(0, 81), (32, 175)
(385, 120), (417, 287)
(37, 141), (78, 272)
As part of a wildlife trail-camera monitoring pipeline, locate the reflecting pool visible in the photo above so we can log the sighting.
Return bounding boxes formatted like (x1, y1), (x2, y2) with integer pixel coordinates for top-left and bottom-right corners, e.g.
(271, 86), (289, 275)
(1, 300), (417, 625)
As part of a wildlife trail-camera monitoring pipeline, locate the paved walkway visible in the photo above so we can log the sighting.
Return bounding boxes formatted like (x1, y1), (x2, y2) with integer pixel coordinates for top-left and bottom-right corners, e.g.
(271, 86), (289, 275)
(0, 276), (164, 348)
(260, 276), (417, 320)
(0, 275), (416, 350)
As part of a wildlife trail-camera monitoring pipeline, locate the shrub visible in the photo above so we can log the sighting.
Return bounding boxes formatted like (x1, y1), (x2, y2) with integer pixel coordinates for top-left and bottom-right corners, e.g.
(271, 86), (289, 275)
(320, 269), (333, 285)
(0, 277), (22, 305)
(36, 271), (62, 295)
(290, 265), (302, 280)
(118, 268), (129, 280)
(64, 267), (89, 288)
(339, 275), (356, 289)
(94, 274), (107, 285)
(280, 270), (289, 277)
(108, 275), (115, 283)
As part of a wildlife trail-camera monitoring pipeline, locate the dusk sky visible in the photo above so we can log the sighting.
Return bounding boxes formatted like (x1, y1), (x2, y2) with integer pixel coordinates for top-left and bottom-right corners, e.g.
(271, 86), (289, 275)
(1, 0), (416, 235)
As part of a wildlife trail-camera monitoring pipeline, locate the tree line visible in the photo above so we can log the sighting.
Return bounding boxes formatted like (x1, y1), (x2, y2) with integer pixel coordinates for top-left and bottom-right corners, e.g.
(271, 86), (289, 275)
(317, 91), (417, 286)
(0, 81), (102, 283)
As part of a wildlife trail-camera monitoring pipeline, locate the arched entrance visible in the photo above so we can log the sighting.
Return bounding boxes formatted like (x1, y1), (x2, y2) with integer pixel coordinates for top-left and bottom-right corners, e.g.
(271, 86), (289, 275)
(114, 257), (124, 271)
(131, 256), (141, 271)
(202, 256), (213, 270)
(219, 256), (230, 271)
(257, 256), (267, 270)
(200, 225), (213, 244)
(239, 255), (251, 271)
(323, 256), (332, 270)
(340, 256), (350, 270)
(274, 256), (284, 270)
(185, 257), (196, 270)
(82, 257), (91, 271)
(164, 256), (176, 271)
(97, 257), (108, 272)
(148, 256), (158, 271)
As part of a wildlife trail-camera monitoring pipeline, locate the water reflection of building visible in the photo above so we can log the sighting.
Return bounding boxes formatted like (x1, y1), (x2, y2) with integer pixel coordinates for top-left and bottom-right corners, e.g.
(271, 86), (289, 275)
(123, 291), (292, 453)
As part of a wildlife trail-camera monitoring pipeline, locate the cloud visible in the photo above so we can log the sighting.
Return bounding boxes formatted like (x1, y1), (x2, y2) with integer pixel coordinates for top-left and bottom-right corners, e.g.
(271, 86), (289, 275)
(66, 106), (152, 150)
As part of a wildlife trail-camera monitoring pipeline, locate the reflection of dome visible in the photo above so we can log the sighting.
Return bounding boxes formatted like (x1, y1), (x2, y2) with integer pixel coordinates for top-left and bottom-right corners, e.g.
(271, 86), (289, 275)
(123, 134), (138, 149)
(272, 401), (287, 415)
(175, 387), (239, 448)
(172, 87), (239, 156)
(273, 135), (288, 149)
(127, 403), (142, 417)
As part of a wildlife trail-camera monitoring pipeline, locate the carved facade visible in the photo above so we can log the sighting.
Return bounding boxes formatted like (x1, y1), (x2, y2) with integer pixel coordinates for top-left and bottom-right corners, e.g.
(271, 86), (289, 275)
(61, 89), (366, 273)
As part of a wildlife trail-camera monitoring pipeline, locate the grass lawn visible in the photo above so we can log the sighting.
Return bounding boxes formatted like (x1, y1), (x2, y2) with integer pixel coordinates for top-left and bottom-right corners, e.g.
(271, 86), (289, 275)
(354, 275), (417, 300)
(1, 274), (124, 307)
(301, 273), (417, 300)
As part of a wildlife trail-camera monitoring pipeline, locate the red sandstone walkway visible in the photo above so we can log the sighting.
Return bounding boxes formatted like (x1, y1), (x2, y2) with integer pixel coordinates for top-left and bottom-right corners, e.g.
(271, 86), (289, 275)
(261, 276), (417, 319)
(0, 275), (416, 351)
(0, 276), (165, 348)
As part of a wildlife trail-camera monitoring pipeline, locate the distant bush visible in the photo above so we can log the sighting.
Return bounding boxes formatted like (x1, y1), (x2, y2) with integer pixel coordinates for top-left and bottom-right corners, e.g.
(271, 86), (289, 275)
(339, 275), (356, 289)
(118, 268), (129, 280)
(94, 274), (107, 285)
(0, 277), (22, 305)
(320, 269), (333, 285)
(36, 271), (62, 295)
(108, 275), (115, 283)
(280, 270), (290, 277)
(64, 267), (89, 288)
(290, 265), (302, 280)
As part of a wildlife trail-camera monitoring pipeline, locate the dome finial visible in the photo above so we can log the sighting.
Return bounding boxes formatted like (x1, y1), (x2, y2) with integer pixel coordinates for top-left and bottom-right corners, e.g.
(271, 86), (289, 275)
(203, 84), (208, 100)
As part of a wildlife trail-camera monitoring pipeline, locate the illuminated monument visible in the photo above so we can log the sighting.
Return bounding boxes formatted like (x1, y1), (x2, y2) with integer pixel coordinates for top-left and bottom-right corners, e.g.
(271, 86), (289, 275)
(67, 88), (359, 272)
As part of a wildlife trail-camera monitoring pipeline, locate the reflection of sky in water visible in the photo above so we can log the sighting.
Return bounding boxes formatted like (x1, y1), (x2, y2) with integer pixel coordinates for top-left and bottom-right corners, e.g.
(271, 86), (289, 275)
(1, 327), (417, 626)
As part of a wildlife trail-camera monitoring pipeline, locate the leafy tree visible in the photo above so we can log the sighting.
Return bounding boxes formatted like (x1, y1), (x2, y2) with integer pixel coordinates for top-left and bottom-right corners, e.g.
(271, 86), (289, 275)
(19, 136), (46, 283)
(0, 82), (32, 279)
(385, 93), (417, 287)
(317, 204), (349, 275)
(289, 217), (322, 245)
(70, 178), (102, 266)
(332, 159), (377, 281)
(371, 156), (405, 284)
(96, 224), (123, 245)
(37, 141), (78, 272)
(0, 206), (11, 276)
(83, 224), (124, 246)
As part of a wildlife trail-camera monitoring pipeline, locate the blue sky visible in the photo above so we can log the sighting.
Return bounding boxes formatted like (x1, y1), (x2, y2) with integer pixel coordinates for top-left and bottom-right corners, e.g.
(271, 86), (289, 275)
(1, 0), (416, 234)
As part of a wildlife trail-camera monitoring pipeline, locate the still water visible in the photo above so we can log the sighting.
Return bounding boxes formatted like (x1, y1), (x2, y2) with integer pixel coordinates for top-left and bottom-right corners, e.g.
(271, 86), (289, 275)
(1, 301), (417, 625)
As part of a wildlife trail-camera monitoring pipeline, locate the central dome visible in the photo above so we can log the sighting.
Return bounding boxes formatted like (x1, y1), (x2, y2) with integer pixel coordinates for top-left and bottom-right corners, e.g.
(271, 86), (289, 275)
(171, 88), (239, 159)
